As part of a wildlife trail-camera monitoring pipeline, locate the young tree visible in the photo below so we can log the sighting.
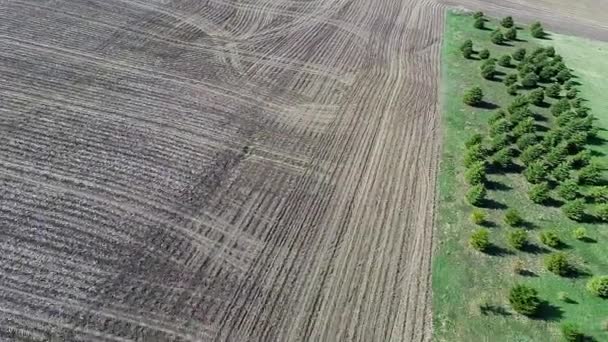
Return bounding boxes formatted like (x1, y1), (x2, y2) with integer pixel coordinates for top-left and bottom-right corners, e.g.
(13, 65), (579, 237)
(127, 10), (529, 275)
(490, 118), (510, 136)
(528, 182), (550, 204)
(556, 69), (572, 84)
(507, 84), (518, 96)
(562, 199), (585, 221)
(545, 83), (561, 98)
(481, 64), (495, 80)
(466, 184), (487, 206)
(491, 29), (504, 45)
(558, 179), (579, 200)
(530, 22), (545, 38)
(551, 98), (571, 116)
(504, 208), (523, 227)
(544, 252), (572, 276)
(512, 48), (526, 61)
(469, 228), (490, 252)
(498, 55), (511, 67)
(588, 186), (608, 202)
(545, 46), (556, 57)
(516, 133), (537, 151)
(501, 16), (514, 28)
(460, 39), (473, 52)
(586, 276), (608, 298)
(504, 73), (518, 86)
(520, 144), (545, 166)
(512, 117), (535, 138)
(527, 89), (545, 106)
(595, 203), (608, 222)
(540, 230), (561, 248)
(479, 48), (490, 59)
(474, 17), (485, 29)
(521, 73), (539, 88)
(473, 11), (484, 19)
(470, 209), (487, 225)
(465, 133), (484, 148)
(488, 109), (507, 125)
(465, 161), (486, 185)
(524, 161), (546, 184)
(509, 284), (541, 316)
(507, 229), (528, 250)
(491, 148), (511, 169)
(571, 149), (591, 169)
(488, 133), (509, 153)
(463, 86), (483, 106)
(572, 227), (587, 240)
(539, 67), (555, 82)
(464, 144), (486, 167)
(566, 88), (578, 99)
(561, 323), (584, 342)
(507, 95), (529, 114)
(505, 27), (517, 40)
(552, 161), (571, 182)
(564, 80), (576, 90)
(462, 46), (473, 59)
(578, 162), (602, 185)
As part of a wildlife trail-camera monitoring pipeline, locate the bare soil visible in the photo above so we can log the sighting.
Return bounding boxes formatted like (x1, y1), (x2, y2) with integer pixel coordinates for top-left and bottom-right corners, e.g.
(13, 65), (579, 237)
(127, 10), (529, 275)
(0, 0), (443, 341)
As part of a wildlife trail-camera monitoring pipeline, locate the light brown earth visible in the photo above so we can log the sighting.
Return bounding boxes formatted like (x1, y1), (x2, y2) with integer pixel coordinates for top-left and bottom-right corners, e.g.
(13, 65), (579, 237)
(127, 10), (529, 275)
(1, 0), (606, 341)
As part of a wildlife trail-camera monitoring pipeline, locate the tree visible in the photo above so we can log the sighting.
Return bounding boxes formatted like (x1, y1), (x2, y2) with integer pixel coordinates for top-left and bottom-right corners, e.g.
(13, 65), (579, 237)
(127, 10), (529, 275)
(504, 73), (518, 86)
(520, 145), (545, 166)
(578, 162), (602, 185)
(463, 86), (483, 106)
(571, 149), (591, 169)
(491, 29), (504, 45)
(561, 323), (584, 342)
(545, 252), (572, 276)
(552, 162), (571, 182)
(524, 161), (546, 184)
(545, 83), (561, 98)
(465, 133), (484, 148)
(466, 184), (486, 206)
(595, 203), (608, 222)
(464, 144), (486, 167)
(501, 16), (514, 28)
(488, 109), (507, 125)
(473, 11), (484, 19)
(530, 22), (545, 38)
(545, 46), (556, 57)
(566, 88), (578, 99)
(551, 98), (571, 116)
(460, 39), (473, 52)
(540, 230), (561, 248)
(509, 284), (541, 316)
(498, 55), (511, 67)
(556, 69), (572, 84)
(573, 227), (587, 240)
(504, 208), (523, 227)
(512, 117), (535, 138)
(465, 161), (486, 185)
(481, 64), (495, 80)
(588, 186), (608, 202)
(586, 276), (608, 298)
(562, 199), (585, 221)
(539, 67), (555, 82)
(564, 80), (576, 90)
(527, 89), (544, 106)
(491, 148), (511, 169)
(558, 179), (579, 200)
(505, 27), (517, 40)
(488, 133), (509, 152)
(521, 73), (539, 88)
(516, 133), (537, 151)
(507, 95), (529, 114)
(469, 228), (490, 252)
(507, 84), (518, 96)
(474, 17), (485, 29)
(512, 48), (526, 61)
(470, 209), (486, 225)
(528, 182), (550, 204)
(479, 48), (490, 59)
(508, 229), (528, 250)
(490, 118), (510, 136)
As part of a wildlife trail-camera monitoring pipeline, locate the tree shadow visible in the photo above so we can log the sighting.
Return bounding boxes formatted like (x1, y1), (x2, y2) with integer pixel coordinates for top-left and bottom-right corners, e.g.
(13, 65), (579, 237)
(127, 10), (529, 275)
(534, 123), (549, 132)
(518, 269), (538, 277)
(588, 135), (608, 146)
(532, 301), (563, 321)
(486, 243), (514, 256)
(486, 179), (512, 191)
(522, 243), (550, 254)
(533, 113), (548, 122)
(562, 297), (578, 304)
(567, 266), (592, 278)
(480, 303), (512, 316)
(536, 32), (552, 40)
(535, 101), (551, 108)
(543, 197), (564, 208)
(579, 236), (597, 243)
(520, 220), (539, 230)
(590, 149), (605, 157)
(475, 101), (500, 110)
(481, 198), (508, 210)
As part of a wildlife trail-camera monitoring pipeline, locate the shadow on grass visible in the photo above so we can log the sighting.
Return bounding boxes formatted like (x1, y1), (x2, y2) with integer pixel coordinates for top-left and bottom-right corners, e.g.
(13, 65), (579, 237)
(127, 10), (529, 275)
(486, 244), (513, 256)
(534, 123), (550, 132)
(481, 198), (508, 210)
(543, 197), (564, 208)
(518, 269), (538, 277)
(486, 179), (512, 191)
(579, 236), (598, 243)
(522, 243), (550, 254)
(480, 303), (512, 316)
(531, 301), (563, 321)
(535, 101), (551, 109)
(590, 149), (605, 157)
(533, 113), (548, 122)
(588, 135), (608, 146)
(475, 100), (500, 110)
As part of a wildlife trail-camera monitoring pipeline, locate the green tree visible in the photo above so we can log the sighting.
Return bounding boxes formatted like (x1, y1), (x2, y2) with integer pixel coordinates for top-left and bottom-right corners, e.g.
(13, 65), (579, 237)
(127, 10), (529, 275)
(566, 88), (578, 99)
(488, 134), (509, 153)
(491, 29), (504, 45)
(507, 95), (529, 114)
(539, 67), (555, 82)
(556, 69), (572, 84)
(558, 179), (579, 200)
(491, 148), (511, 169)
(507, 229), (528, 250)
(562, 199), (585, 221)
(463, 86), (483, 106)
(474, 17), (485, 29)
(473, 11), (484, 19)
(470, 209), (486, 225)
(588, 186), (608, 202)
(512, 48), (526, 61)
(498, 55), (511, 67)
(466, 184), (486, 206)
(501, 16), (514, 28)
(512, 117), (535, 138)
(586, 276), (608, 298)
(469, 228), (490, 252)
(527, 89), (544, 106)
(545, 46), (556, 57)
(479, 48), (490, 59)
(504, 73), (518, 86)
(571, 149), (591, 169)
(520, 144), (545, 166)
(490, 118), (510, 136)
(516, 133), (537, 151)
(540, 230), (561, 248)
(460, 39), (473, 52)
(545, 83), (561, 98)
(504, 208), (523, 227)
(481, 64), (495, 80)
(488, 109), (507, 125)
(528, 182), (550, 204)
(578, 162), (602, 185)
(564, 80), (576, 90)
(595, 203), (608, 222)
(573, 227), (587, 240)
(521, 73), (539, 88)
(552, 162), (571, 182)
(507, 84), (518, 96)
(524, 161), (546, 183)
(505, 27), (517, 40)
(465, 161), (486, 185)
(551, 98), (571, 116)
(464, 144), (486, 167)
(530, 22), (545, 38)
(561, 323), (584, 342)
(465, 133), (484, 148)
(509, 284), (541, 316)
(545, 252), (572, 276)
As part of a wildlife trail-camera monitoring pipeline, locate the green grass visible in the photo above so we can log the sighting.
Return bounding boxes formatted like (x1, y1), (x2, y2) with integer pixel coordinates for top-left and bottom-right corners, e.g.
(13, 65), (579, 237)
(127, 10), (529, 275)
(434, 12), (608, 341)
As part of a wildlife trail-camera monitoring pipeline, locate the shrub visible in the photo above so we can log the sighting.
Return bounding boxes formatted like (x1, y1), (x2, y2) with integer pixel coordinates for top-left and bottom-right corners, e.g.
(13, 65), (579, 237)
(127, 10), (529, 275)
(562, 199), (585, 221)
(505, 27), (517, 40)
(538, 67), (554, 82)
(566, 88), (578, 99)
(540, 230), (561, 248)
(466, 184), (486, 206)
(470, 209), (486, 225)
(558, 179), (579, 200)
(469, 228), (490, 252)
(507, 95), (529, 114)
(500, 16), (514, 28)
(545, 46), (555, 57)
(552, 162), (571, 182)
(573, 227), (587, 240)
(464, 144), (486, 167)
(556, 69), (572, 84)
(490, 118), (510, 136)
(545, 83), (561, 98)
(508, 229), (528, 250)
(551, 98), (571, 116)
(520, 145), (545, 166)
(496, 54), (511, 67)
(530, 22), (545, 38)
(524, 161), (546, 184)
(488, 109), (507, 125)
(545, 143), (568, 167)
(516, 133), (537, 151)
(578, 162), (602, 185)
(509, 284), (540, 316)
(504, 73), (518, 86)
(586, 276), (608, 298)
(527, 89), (544, 106)
(463, 86), (483, 106)
(588, 186), (608, 202)
(571, 149), (591, 169)
(492, 148), (511, 169)
(564, 80), (576, 90)
(595, 203), (608, 222)
(507, 84), (518, 96)
(512, 48), (526, 61)
(465, 133), (483, 148)
(473, 11), (484, 19)
(479, 48), (490, 59)
(512, 117), (535, 138)
(561, 323), (584, 342)
(474, 17), (485, 29)
(481, 64), (495, 79)
(465, 161), (486, 185)
(504, 208), (523, 227)
(460, 39), (473, 52)
(528, 182), (550, 204)
(491, 30), (504, 45)
(545, 252), (572, 276)
(521, 73), (539, 88)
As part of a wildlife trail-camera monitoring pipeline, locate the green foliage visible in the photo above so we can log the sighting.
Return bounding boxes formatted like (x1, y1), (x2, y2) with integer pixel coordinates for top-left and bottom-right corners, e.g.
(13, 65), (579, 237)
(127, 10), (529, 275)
(507, 84), (518, 96)
(501, 16), (514, 28)
(473, 11), (484, 19)
(564, 80), (576, 90)
(524, 161), (546, 183)
(528, 182), (550, 204)
(586, 276), (608, 298)
(561, 323), (584, 342)
(488, 133), (510, 153)
(507, 229), (528, 250)
(465, 161), (486, 185)
(512, 48), (526, 61)
(464, 144), (486, 167)
(505, 27), (517, 41)
(491, 148), (511, 169)
(595, 203), (608, 222)
(466, 184), (486, 206)
(474, 17), (485, 29)
(551, 98), (571, 116)
(573, 227), (587, 240)
(504, 208), (523, 227)
(588, 186), (608, 202)
(545, 46), (555, 57)
(578, 162), (602, 185)
(562, 199), (585, 221)
(538, 67), (554, 82)
(512, 117), (536, 138)
(540, 230), (561, 248)
(460, 39), (473, 52)
(465, 133), (484, 148)
(488, 109), (507, 125)
(508, 95), (529, 114)
(491, 29), (504, 45)
(552, 162), (572, 182)
(544, 143), (569, 168)
(498, 55), (511, 67)
(556, 69), (572, 84)
(463, 86), (483, 106)
(566, 88), (578, 99)
(527, 89), (544, 106)
(520, 144), (545, 166)
(558, 179), (579, 200)
(571, 149), (591, 169)
(470, 209), (486, 225)
(504, 73), (518, 86)
(521, 73), (539, 88)
(509, 284), (541, 316)
(490, 118), (510, 136)
(469, 227), (490, 252)
(530, 22), (545, 38)
(544, 252), (572, 276)
(479, 48), (490, 59)
(516, 133), (537, 151)
(481, 64), (495, 80)
(545, 83), (561, 98)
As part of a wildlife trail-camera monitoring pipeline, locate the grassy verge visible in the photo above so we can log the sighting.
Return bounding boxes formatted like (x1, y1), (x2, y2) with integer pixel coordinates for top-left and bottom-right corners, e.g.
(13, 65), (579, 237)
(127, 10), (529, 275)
(434, 12), (608, 341)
